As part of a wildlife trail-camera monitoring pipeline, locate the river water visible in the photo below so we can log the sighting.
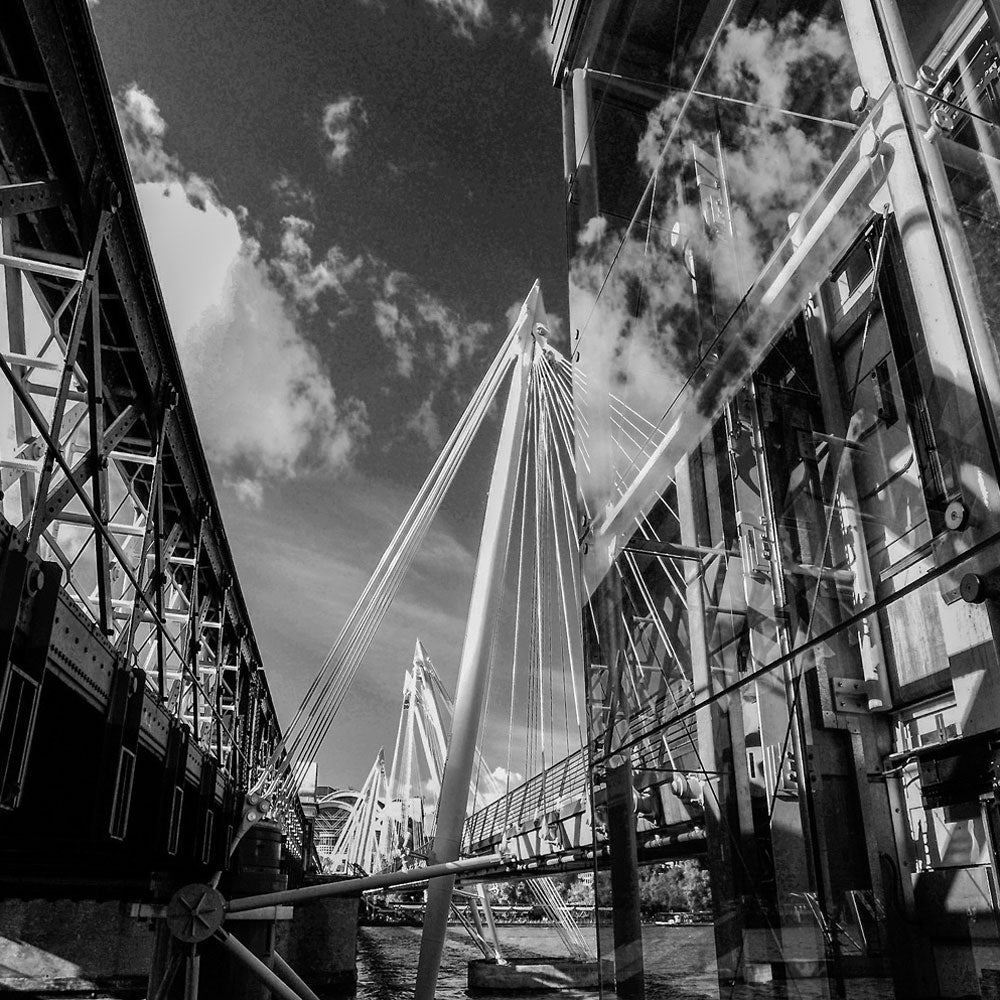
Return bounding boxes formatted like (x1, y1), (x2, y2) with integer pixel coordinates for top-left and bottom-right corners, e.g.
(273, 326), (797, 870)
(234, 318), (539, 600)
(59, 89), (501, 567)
(354, 925), (891, 999)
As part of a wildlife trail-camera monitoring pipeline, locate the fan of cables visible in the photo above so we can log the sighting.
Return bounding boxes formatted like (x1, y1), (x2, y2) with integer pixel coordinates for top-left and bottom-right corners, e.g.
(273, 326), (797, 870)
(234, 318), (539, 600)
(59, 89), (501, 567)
(251, 292), (538, 805)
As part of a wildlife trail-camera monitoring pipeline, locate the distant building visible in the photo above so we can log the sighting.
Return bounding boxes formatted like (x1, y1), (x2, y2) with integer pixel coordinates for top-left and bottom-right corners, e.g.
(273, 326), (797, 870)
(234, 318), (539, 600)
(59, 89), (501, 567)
(312, 787), (364, 873)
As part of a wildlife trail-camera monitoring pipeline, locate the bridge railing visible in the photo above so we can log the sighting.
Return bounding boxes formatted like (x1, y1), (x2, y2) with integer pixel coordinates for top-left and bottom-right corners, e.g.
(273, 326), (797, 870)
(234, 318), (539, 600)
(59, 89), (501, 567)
(463, 748), (589, 852)
(462, 692), (704, 855)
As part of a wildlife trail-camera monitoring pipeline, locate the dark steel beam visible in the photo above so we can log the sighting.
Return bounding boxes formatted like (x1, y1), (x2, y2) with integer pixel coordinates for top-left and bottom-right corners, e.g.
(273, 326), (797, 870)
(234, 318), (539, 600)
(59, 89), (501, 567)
(0, 179), (62, 215)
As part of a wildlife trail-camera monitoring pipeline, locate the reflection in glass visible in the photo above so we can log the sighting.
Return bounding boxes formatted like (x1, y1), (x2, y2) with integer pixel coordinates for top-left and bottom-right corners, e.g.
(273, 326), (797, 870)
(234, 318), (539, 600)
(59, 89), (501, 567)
(553, 1), (1000, 998)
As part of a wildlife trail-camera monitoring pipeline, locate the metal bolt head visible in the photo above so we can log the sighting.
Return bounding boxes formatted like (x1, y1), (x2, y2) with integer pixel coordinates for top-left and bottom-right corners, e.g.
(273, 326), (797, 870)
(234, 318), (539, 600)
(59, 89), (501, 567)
(25, 566), (46, 597)
(960, 573), (986, 604)
(932, 107), (955, 133)
(849, 86), (869, 115)
(945, 498), (969, 531)
(918, 64), (940, 90)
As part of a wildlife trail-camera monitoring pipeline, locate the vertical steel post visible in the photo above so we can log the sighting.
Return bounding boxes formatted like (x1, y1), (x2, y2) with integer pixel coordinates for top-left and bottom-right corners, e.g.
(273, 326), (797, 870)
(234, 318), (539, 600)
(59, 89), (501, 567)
(843, 0), (1000, 519)
(119, 408), (168, 666)
(154, 443), (167, 700)
(187, 521), (205, 739)
(571, 68), (599, 226)
(27, 209), (110, 551)
(477, 882), (504, 962)
(827, 4), (969, 994)
(399, 670), (417, 850)
(2, 217), (34, 522)
(216, 619), (227, 763)
(605, 759), (645, 999)
(676, 451), (742, 985)
(86, 267), (112, 634)
(414, 285), (542, 1000)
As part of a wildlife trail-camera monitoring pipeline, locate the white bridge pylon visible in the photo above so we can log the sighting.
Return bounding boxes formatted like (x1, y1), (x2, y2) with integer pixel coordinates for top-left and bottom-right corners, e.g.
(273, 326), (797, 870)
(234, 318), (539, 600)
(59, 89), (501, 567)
(325, 751), (387, 876)
(379, 640), (593, 965)
(247, 284), (563, 812)
(232, 283), (590, 996)
(416, 285), (591, 997)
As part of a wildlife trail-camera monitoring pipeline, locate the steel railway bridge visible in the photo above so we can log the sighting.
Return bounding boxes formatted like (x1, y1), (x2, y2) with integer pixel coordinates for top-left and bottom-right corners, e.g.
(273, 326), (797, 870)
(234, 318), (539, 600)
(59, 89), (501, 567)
(6, 1), (1000, 1000)
(0, 0), (301, 899)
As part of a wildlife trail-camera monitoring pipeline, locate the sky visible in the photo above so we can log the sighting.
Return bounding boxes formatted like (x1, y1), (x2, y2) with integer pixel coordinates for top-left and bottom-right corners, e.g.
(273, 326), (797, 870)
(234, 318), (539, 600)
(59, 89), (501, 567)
(89, 0), (570, 789)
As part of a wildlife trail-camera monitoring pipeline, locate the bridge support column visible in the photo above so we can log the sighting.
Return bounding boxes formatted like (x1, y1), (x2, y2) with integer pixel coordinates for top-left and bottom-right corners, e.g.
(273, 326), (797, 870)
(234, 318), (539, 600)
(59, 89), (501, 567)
(195, 820), (288, 1000)
(605, 760), (644, 1000)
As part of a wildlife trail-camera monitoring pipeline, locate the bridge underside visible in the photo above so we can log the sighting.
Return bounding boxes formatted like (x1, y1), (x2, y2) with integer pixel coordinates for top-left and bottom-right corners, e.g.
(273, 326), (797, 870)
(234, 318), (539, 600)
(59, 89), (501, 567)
(0, 0), (298, 899)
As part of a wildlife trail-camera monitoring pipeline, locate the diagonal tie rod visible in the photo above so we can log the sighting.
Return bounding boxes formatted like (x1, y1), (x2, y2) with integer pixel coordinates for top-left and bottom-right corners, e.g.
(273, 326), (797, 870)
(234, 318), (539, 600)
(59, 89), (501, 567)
(226, 852), (508, 913)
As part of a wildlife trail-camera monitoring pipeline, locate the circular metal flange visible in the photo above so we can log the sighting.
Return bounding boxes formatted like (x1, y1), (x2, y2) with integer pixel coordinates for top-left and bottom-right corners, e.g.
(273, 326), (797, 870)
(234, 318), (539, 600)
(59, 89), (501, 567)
(166, 883), (225, 943)
(945, 498), (970, 532)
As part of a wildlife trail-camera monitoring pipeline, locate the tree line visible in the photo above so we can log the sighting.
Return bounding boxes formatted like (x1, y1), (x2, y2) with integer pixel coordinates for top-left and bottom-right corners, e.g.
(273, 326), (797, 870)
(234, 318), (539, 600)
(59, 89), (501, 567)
(486, 859), (711, 918)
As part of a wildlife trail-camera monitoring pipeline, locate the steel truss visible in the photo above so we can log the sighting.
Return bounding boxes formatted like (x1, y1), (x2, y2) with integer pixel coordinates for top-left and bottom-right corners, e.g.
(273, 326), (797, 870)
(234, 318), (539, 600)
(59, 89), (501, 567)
(0, 0), (303, 869)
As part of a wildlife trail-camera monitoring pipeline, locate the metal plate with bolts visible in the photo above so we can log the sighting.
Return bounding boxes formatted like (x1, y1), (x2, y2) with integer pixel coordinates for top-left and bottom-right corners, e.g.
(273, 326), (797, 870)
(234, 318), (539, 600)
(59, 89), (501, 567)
(166, 883), (226, 943)
(831, 676), (868, 713)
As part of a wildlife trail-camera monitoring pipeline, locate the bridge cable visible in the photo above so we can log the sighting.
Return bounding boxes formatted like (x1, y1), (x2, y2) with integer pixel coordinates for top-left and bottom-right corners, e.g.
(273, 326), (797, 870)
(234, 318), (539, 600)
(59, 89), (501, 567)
(255, 322), (524, 799)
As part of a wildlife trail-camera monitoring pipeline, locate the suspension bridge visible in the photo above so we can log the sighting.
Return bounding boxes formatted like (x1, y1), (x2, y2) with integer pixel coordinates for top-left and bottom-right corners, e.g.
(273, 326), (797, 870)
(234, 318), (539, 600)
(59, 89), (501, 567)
(208, 273), (719, 999)
(0, 2), (691, 980)
(5, 1), (997, 999)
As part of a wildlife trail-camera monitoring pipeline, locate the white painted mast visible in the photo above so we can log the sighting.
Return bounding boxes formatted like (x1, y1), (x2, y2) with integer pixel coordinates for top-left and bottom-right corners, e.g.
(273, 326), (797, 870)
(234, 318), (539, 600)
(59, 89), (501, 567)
(414, 282), (546, 999)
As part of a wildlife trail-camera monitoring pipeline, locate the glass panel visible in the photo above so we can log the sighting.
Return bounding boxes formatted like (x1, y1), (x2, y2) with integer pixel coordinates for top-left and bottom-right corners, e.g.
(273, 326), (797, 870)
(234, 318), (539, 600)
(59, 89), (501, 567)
(561, 2), (1000, 996)
(569, 0), (863, 517)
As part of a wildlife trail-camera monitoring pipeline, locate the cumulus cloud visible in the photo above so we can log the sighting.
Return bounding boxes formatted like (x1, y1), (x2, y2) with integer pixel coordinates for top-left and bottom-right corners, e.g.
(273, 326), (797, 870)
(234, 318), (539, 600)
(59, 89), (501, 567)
(117, 84), (504, 486)
(507, 9), (554, 59)
(227, 476), (265, 508)
(320, 95), (368, 168)
(372, 270), (490, 379)
(425, 0), (492, 39)
(272, 216), (364, 314)
(114, 84), (368, 496)
(175, 241), (368, 474)
(407, 395), (442, 450)
(372, 291), (417, 377)
(351, 0), (488, 38)
(534, 21), (555, 59)
(116, 85), (216, 210)
(271, 172), (316, 213)
(469, 764), (525, 809)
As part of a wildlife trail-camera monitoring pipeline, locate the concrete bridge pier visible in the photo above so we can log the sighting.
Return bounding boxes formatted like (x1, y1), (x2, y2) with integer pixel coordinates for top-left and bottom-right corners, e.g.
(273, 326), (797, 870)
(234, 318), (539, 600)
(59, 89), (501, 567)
(196, 820), (288, 1000)
(0, 898), (154, 996)
(275, 881), (359, 997)
(145, 827), (361, 999)
(144, 821), (293, 1000)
